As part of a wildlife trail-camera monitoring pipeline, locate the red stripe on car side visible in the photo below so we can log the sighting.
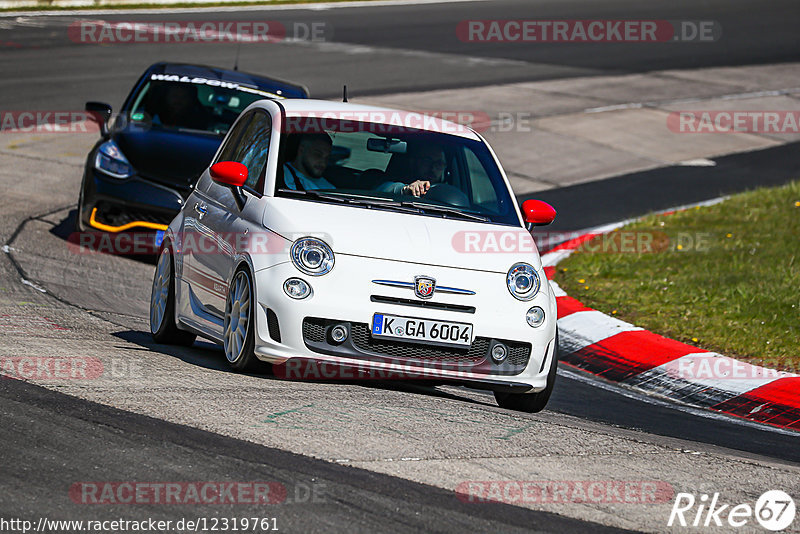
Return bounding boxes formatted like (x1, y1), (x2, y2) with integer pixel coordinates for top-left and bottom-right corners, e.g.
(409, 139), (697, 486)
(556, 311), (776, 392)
(183, 264), (227, 299)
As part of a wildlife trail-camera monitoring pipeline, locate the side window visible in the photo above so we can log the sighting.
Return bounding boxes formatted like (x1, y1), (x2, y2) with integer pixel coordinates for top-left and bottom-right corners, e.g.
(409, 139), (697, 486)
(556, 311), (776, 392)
(215, 112), (253, 164)
(230, 111), (272, 191)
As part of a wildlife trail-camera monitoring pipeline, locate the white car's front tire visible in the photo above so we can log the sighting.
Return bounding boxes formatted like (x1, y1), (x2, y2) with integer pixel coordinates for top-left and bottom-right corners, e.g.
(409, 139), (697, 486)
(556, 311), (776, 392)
(223, 267), (261, 372)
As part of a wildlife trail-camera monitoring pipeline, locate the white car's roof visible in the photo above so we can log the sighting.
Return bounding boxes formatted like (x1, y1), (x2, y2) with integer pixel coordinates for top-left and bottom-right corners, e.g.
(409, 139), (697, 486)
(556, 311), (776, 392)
(272, 98), (482, 140)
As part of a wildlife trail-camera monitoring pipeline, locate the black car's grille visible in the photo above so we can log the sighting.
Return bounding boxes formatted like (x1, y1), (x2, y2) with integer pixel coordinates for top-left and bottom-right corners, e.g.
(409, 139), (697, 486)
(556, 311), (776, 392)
(95, 201), (173, 227)
(302, 318), (530, 367)
(138, 172), (195, 193)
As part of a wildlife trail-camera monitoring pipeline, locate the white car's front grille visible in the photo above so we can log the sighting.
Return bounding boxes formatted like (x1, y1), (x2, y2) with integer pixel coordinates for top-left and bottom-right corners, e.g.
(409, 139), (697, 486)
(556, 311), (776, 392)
(301, 318), (531, 374)
(369, 295), (475, 314)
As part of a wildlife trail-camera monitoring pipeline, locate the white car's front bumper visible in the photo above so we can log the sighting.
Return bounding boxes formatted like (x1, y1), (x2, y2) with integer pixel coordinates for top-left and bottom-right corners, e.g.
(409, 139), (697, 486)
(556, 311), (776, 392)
(251, 254), (557, 392)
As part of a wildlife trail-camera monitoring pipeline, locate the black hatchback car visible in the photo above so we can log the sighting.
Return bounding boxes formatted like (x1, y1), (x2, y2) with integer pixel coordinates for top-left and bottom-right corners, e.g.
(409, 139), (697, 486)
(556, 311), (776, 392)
(77, 62), (308, 234)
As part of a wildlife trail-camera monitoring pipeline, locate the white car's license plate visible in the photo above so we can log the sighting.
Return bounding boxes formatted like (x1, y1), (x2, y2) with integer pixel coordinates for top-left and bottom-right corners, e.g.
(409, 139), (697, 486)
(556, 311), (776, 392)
(371, 313), (473, 347)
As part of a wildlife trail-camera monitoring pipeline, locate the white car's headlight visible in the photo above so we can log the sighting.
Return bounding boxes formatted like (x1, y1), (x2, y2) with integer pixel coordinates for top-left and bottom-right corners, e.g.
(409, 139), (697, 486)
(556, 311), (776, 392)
(507, 262), (540, 301)
(290, 237), (334, 276)
(95, 140), (133, 179)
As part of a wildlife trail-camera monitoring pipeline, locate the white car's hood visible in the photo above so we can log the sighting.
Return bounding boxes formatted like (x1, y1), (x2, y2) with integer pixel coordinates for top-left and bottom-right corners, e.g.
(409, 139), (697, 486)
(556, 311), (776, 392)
(264, 197), (542, 273)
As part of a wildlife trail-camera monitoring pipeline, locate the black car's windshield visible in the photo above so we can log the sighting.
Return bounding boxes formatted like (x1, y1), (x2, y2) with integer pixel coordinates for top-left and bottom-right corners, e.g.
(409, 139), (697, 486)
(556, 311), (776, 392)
(275, 120), (520, 226)
(128, 76), (280, 136)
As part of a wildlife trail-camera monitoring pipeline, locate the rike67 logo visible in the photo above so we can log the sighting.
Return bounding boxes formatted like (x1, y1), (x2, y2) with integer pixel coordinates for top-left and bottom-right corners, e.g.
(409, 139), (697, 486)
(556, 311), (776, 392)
(668, 490), (795, 531)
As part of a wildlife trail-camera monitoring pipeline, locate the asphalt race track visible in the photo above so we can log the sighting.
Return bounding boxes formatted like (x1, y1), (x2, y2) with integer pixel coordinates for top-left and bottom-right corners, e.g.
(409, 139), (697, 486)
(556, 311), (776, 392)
(1, 1), (799, 532)
(2, 0), (800, 107)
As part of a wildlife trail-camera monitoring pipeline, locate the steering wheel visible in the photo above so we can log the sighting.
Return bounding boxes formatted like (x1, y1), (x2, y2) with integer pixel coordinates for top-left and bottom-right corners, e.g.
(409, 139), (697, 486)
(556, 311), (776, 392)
(423, 183), (471, 207)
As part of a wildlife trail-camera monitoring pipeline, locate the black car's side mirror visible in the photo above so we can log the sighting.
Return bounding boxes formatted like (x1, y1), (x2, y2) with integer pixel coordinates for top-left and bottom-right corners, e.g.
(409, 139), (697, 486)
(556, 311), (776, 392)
(85, 101), (112, 136)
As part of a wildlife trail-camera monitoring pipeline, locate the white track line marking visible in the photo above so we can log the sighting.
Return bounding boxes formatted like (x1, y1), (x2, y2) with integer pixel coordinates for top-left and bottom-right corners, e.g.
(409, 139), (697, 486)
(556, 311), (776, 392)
(678, 158), (716, 167)
(0, 0), (488, 17)
(21, 278), (47, 293)
(584, 87), (800, 114)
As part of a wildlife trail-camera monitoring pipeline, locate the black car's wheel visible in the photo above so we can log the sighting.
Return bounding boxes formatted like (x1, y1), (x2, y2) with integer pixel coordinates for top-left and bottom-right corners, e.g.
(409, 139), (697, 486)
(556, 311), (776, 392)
(150, 245), (196, 346)
(75, 181), (87, 232)
(495, 329), (559, 413)
(223, 267), (261, 372)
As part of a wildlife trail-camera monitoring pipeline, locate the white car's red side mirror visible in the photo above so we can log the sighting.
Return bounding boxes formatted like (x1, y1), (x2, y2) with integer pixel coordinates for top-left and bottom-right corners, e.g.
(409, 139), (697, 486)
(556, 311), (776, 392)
(521, 199), (556, 226)
(210, 161), (248, 188)
(210, 161), (249, 209)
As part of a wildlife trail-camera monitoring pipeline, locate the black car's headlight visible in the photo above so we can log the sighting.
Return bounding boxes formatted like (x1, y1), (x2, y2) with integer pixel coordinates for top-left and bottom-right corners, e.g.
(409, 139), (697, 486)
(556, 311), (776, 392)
(290, 237), (334, 276)
(507, 262), (540, 301)
(95, 140), (133, 179)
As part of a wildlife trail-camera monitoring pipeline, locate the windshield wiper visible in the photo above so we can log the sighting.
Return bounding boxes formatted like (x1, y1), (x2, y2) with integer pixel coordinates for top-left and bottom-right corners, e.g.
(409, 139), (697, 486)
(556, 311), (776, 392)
(399, 202), (490, 222)
(277, 189), (353, 203)
(277, 189), (420, 213)
(277, 190), (490, 221)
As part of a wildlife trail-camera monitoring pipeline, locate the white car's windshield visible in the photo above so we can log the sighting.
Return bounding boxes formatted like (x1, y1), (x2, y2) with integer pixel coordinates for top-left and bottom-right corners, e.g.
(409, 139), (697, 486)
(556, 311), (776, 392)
(275, 120), (520, 226)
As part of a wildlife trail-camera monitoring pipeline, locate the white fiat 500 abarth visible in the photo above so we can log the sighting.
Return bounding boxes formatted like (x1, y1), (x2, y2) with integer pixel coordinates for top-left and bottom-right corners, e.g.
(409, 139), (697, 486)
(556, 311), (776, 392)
(150, 99), (559, 412)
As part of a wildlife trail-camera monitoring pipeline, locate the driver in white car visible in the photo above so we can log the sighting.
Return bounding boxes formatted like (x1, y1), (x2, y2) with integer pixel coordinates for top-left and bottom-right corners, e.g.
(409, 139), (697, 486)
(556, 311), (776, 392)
(283, 133), (335, 190)
(378, 144), (447, 197)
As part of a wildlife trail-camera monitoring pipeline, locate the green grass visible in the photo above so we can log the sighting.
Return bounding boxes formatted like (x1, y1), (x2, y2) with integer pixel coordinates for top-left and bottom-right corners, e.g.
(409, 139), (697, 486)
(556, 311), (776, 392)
(1, 0), (380, 12)
(554, 180), (800, 373)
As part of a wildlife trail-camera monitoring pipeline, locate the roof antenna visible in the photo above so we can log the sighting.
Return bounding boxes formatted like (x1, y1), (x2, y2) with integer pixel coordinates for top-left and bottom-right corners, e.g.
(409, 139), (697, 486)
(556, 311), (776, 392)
(342, 84), (348, 102)
(233, 41), (242, 71)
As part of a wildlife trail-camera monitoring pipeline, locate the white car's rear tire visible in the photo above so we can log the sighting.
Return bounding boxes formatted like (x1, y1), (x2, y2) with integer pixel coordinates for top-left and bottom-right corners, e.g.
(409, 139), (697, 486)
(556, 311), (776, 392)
(150, 245), (196, 347)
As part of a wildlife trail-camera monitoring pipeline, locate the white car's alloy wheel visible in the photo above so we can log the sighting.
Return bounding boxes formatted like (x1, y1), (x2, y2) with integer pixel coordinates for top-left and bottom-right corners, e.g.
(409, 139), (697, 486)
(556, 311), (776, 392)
(149, 245), (196, 346)
(150, 248), (171, 333)
(224, 270), (252, 364)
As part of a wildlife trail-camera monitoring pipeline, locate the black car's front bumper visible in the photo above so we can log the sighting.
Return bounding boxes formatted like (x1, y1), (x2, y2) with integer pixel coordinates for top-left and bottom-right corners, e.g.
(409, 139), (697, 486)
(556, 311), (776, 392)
(78, 167), (186, 233)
